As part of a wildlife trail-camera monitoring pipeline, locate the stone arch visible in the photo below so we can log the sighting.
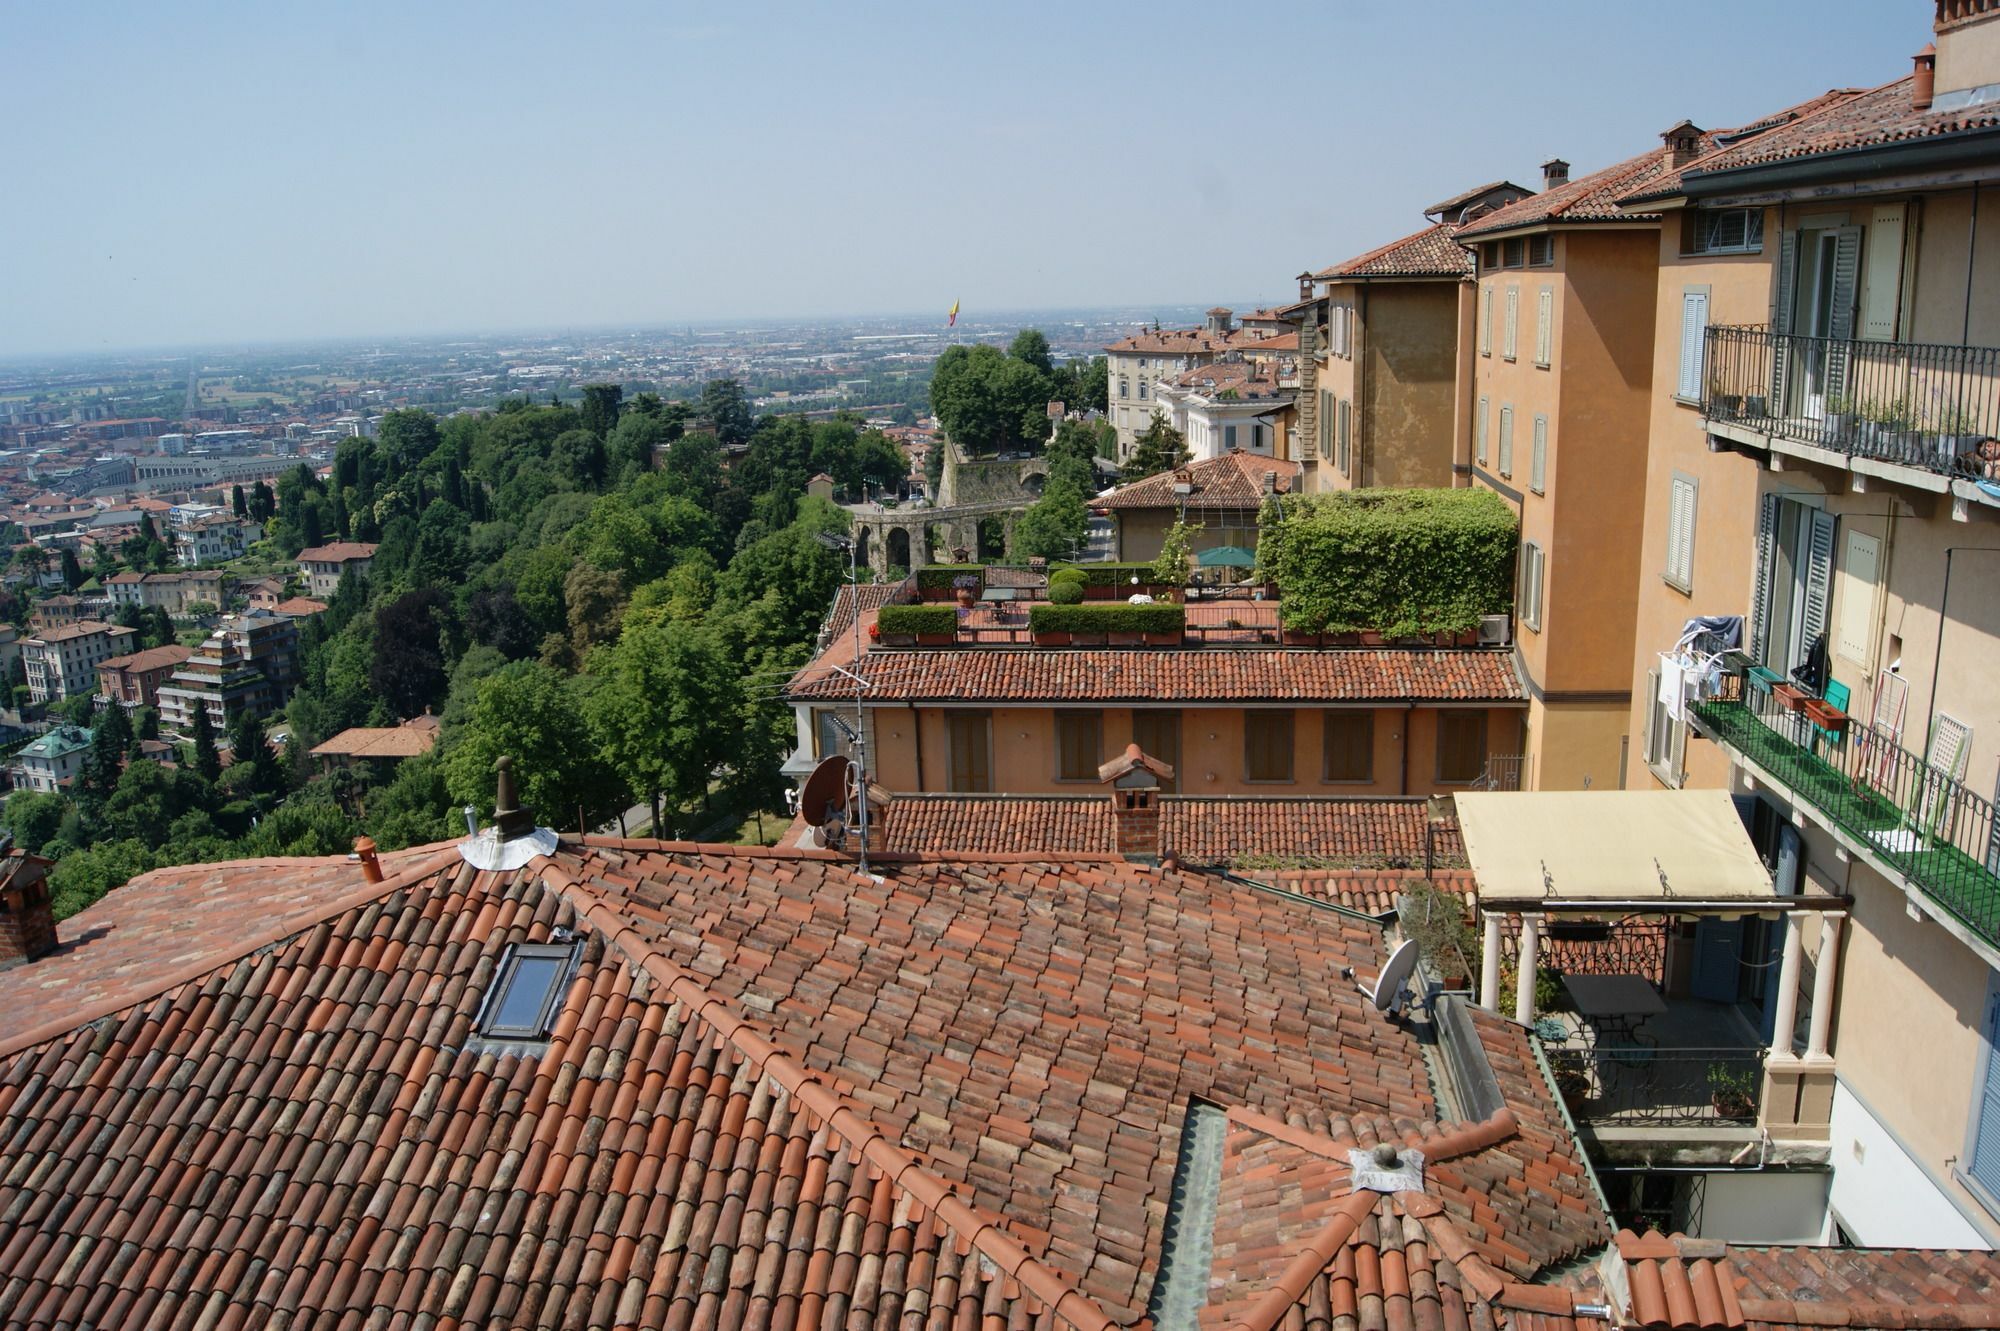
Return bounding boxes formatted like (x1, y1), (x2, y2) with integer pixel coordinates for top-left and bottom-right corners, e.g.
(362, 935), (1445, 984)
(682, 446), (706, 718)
(854, 524), (875, 576)
(886, 526), (911, 573)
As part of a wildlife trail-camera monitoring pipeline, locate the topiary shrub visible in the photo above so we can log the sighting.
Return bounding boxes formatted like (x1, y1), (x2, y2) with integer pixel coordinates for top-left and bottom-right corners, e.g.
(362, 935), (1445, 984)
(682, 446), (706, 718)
(1028, 603), (1185, 634)
(1048, 567), (1087, 588)
(877, 604), (958, 636)
(1048, 579), (1085, 604)
(1264, 489), (1516, 637)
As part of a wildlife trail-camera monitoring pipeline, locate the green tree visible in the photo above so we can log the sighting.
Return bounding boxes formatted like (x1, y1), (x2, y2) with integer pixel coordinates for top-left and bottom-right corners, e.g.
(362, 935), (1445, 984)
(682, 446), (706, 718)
(5, 790), (68, 854)
(443, 660), (619, 828)
(580, 383), (624, 439)
(242, 799), (358, 858)
(1008, 328), (1054, 374)
(929, 343), (1053, 455)
(377, 408), (442, 472)
(698, 378), (753, 446)
(585, 619), (740, 833)
(59, 548), (83, 590)
(364, 752), (458, 850)
(248, 481), (276, 524)
(231, 484), (247, 518)
(190, 704), (221, 784)
(1124, 411), (1190, 480)
(370, 588), (451, 719)
(83, 704), (134, 800)
(47, 839), (156, 920)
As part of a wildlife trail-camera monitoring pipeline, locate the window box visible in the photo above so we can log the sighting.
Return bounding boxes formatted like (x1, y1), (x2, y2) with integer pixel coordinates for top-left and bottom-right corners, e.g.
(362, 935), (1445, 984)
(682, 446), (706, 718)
(877, 631), (917, 648)
(1283, 629), (1324, 647)
(1771, 681), (1810, 713)
(1801, 697), (1850, 736)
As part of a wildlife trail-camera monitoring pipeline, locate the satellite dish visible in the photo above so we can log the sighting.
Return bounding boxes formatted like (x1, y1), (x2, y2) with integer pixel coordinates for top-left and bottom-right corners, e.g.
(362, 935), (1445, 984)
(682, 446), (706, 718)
(1358, 938), (1422, 1015)
(798, 753), (853, 827)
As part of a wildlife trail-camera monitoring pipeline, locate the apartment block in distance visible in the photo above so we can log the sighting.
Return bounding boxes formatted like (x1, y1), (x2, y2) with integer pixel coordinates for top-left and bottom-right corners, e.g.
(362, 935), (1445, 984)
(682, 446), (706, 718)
(22, 620), (137, 703)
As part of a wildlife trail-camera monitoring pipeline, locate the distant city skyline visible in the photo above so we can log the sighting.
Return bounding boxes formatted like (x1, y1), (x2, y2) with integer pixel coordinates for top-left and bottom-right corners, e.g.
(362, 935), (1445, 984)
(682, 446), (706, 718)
(3, 1), (1923, 357)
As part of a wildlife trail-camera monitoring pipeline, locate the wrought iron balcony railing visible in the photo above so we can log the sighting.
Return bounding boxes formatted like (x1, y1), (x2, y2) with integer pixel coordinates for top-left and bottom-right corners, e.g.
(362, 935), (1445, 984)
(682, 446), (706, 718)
(1703, 325), (2000, 480)
(1544, 1045), (1766, 1126)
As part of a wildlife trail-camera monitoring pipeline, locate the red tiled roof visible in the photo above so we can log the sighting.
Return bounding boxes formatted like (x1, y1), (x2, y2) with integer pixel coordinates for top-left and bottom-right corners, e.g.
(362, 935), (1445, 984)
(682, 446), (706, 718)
(1673, 76), (2000, 186)
(1314, 222), (1475, 280)
(97, 643), (192, 674)
(309, 716), (441, 759)
(1426, 179), (1537, 218)
(1104, 326), (1286, 356)
(1612, 1229), (2000, 1330)
(1618, 88), (1870, 205)
(820, 579), (904, 646)
(1166, 358), (1289, 400)
(294, 541), (378, 562)
(788, 644), (1525, 705)
(0, 836), (1613, 1329)
(272, 595), (329, 616)
(1095, 449), (1300, 510)
(1459, 141), (1687, 237)
(878, 794), (1116, 854)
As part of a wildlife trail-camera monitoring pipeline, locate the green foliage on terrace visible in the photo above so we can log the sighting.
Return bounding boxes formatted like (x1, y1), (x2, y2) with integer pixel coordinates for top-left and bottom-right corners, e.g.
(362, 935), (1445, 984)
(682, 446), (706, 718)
(914, 564), (985, 591)
(1264, 488), (1516, 637)
(1027, 603), (1186, 634)
(1047, 561), (1159, 588)
(876, 604), (959, 636)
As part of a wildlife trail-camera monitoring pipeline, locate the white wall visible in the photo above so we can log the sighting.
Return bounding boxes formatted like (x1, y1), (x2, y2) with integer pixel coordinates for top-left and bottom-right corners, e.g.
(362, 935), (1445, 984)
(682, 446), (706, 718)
(1827, 1080), (1994, 1248)
(1699, 1169), (1829, 1243)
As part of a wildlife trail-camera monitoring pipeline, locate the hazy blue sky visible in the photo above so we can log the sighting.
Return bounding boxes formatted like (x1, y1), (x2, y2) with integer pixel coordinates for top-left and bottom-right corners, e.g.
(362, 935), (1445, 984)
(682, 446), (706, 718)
(2, 1), (1925, 356)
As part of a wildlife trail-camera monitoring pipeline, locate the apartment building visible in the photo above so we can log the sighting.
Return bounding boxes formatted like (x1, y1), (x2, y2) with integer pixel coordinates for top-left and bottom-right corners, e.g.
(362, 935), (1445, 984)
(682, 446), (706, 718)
(1456, 148), (1679, 790)
(167, 503), (257, 565)
(156, 610), (302, 732)
(96, 644), (193, 710)
(22, 620), (137, 703)
(783, 583), (1527, 802)
(1148, 357), (1296, 462)
(1623, 6), (2000, 1247)
(1295, 181), (1532, 495)
(296, 541), (376, 598)
(1102, 307), (1288, 458)
(104, 569), (229, 616)
(10, 725), (92, 793)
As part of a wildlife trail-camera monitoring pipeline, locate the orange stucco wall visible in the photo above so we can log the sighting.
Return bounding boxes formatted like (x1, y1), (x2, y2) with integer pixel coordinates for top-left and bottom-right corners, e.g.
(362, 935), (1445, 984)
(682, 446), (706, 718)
(850, 702), (1525, 797)
(1362, 282), (1466, 489)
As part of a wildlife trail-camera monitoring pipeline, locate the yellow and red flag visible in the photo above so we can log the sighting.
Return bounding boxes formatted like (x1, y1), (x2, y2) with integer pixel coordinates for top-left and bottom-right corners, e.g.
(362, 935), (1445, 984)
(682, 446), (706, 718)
(947, 300), (959, 327)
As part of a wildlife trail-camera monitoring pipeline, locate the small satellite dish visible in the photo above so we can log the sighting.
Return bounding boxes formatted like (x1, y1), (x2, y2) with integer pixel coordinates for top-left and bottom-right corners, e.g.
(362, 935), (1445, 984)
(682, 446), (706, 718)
(797, 753), (853, 827)
(1358, 938), (1422, 1016)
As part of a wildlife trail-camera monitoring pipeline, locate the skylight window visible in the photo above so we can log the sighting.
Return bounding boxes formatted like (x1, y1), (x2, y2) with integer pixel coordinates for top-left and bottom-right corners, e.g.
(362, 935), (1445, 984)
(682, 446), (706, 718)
(475, 940), (579, 1040)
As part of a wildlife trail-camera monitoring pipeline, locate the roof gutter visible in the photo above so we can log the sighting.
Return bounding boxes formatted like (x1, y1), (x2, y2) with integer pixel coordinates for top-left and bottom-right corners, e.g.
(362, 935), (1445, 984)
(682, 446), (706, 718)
(1680, 124), (2000, 199)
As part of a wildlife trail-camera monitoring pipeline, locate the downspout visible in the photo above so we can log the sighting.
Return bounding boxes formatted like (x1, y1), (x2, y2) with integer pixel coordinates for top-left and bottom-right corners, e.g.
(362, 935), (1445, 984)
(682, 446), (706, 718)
(1401, 704), (1415, 796)
(1965, 182), (1980, 345)
(910, 703), (926, 791)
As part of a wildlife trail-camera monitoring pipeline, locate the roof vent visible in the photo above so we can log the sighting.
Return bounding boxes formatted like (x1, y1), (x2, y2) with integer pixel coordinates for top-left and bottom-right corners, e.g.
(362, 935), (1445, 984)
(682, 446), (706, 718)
(1914, 43), (1938, 111)
(460, 755), (559, 871)
(1349, 1140), (1426, 1193)
(1541, 157), (1569, 189)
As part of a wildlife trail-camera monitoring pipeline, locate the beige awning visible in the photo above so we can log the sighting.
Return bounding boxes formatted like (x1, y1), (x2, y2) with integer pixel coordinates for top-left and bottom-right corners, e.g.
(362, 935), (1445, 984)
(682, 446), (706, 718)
(1456, 790), (1774, 907)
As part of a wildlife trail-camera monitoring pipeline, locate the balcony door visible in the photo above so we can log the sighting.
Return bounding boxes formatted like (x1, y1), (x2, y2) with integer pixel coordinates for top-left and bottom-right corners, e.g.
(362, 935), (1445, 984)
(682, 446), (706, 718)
(1774, 225), (1860, 422)
(1751, 494), (1836, 683)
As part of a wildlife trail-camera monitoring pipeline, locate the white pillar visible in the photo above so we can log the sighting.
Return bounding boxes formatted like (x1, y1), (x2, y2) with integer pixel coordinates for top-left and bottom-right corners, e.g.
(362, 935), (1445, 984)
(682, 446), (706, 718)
(1480, 911), (1504, 1011)
(1806, 913), (1844, 1060)
(1515, 914), (1541, 1026)
(1768, 913), (1805, 1061)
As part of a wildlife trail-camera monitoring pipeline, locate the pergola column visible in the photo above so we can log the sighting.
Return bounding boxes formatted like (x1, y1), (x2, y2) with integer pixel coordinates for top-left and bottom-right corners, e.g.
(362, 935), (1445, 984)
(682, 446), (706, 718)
(1480, 910), (1504, 1011)
(1806, 912), (1845, 1060)
(1514, 914), (1541, 1026)
(1768, 912), (1806, 1061)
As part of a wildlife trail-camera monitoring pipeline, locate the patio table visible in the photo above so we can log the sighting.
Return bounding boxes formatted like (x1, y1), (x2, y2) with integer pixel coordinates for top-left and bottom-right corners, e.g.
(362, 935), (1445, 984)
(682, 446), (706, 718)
(1561, 974), (1667, 1050)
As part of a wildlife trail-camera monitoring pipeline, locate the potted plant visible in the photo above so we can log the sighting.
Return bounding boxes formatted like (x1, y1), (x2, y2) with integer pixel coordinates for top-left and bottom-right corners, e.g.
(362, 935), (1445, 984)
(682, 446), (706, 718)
(1822, 393), (1854, 446)
(1553, 1063), (1593, 1115)
(1708, 1063), (1758, 1120)
(1802, 693), (1850, 735)
(953, 573), (980, 609)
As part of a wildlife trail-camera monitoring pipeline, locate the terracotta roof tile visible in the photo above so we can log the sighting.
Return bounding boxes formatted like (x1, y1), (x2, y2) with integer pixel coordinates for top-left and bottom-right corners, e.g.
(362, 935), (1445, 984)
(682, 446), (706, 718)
(294, 541), (378, 562)
(788, 645), (1525, 705)
(1677, 77), (2000, 184)
(1459, 143), (1685, 237)
(1618, 88), (1870, 205)
(1315, 222), (1476, 280)
(1095, 450), (1299, 511)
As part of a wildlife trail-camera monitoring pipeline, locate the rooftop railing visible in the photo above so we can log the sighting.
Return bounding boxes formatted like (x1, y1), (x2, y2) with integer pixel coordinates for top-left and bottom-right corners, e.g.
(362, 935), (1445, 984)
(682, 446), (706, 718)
(1691, 679), (2000, 950)
(1544, 1045), (1766, 1127)
(1703, 325), (2000, 480)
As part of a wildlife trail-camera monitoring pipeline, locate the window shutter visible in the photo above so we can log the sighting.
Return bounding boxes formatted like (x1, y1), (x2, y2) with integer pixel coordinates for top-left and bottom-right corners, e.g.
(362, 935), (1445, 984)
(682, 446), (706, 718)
(1476, 396), (1489, 465)
(1800, 508), (1838, 651)
(1860, 205), (1908, 342)
(1315, 389), (1330, 459)
(1531, 415), (1547, 493)
(1770, 231), (1799, 410)
(1835, 530), (1880, 665)
(1504, 287), (1519, 359)
(1498, 406), (1514, 476)
(1535, 287), (1553, 366)
(1480, 288), (1492, 355)
(1641, 666), (1659, 768)
(1668, 475), (1697, 588)
(1671, 700), (1689, 785)
(1969, 996), (2000, 1195)
(1750, 493), (1779, 663)
(1677, 290), (1709, 399)
(1665, 482), (1686, 582)
(1823, 226), (1863, 407)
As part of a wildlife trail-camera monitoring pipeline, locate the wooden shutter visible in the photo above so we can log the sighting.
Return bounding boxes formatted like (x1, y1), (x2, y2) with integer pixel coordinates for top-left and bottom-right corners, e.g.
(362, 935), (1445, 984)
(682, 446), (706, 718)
(1324, 711), (1374, 782)
(1971, 995), (2000, 1196)
(1770, 231), (1799, 410)
(1641, 666), (1659, 769)
(947, 710), (991, 792)
(1860, 204), (1908, 342)
(1247, 710), (1294, 781)
(1504, 287), (1519, 359)
(1835, 530), (1880, 665)
(1476, 397), (1489, 465)
(1531, 415), (1547, 494)
(1535, 287), (1553, 366)
(1677, 290), (1709, 399)
(1666, 474), (1697, 588)
(1800, 509), (1837, 652)
(1132, 710), (1180, 792)
(1498, 406), (1514, 476)
(1750, 493), (1779, 663)
(1824, 226), (1863, 406)
(1480, 288), (1492, 355)
(1316, 389), (1330, 459)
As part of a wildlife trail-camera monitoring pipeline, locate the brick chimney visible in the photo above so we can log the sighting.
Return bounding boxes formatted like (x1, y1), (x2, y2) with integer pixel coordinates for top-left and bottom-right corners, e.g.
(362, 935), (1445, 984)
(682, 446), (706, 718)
(0, 849), (58, 970)
(1660, 120), (1705, 169)
(1541, 157), (1569, 190)
(1914, 43), (1938, 111)
(1099, 743), (1174, 860)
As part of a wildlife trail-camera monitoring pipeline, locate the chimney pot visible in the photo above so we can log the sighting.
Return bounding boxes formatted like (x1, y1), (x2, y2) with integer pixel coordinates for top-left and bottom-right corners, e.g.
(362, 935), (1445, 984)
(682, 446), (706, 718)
(355, 835), (383, 884)
(1541, 157), (1569, 189)
(492, 755), (536, 840)
(1914, 44), (1937, 111)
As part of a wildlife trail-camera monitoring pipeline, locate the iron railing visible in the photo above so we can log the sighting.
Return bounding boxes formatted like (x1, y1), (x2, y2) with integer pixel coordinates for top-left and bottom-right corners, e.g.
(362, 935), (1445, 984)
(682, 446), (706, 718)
(1544, 1045), (1766, 1126)
(1474, 755), (1526, 791)
(1703, 325), (2000, 478)
(1691, 682), (2000, 948)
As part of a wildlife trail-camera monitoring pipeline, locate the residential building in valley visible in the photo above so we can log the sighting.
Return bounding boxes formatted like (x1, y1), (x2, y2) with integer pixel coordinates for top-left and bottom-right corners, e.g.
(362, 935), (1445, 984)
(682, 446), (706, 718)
(1150, 356), (1296, 462)
(1294, 181), (1532, 495)
(22, 619), (137, 703)
(1102, 307), (1291, 458)
(1622, 5), (2000, 1246)
(296, 541), (377, 598)
(95, 643), (193, 710)
(9, 725), (92, 793)
(156, 610), (302, 732)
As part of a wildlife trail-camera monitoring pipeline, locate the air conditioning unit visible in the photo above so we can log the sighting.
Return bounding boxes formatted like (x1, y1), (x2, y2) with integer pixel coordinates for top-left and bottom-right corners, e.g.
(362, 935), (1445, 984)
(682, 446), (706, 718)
(1477, 614), (1511, 647)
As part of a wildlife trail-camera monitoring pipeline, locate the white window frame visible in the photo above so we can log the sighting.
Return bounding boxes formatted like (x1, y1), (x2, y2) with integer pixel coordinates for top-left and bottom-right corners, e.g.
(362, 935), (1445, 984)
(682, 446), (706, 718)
(1530, 414), (1547, 495)
(1519, 540), (1545, 632)
(1663, 471), (1698, 593)
(1534, 287), (1553, 368)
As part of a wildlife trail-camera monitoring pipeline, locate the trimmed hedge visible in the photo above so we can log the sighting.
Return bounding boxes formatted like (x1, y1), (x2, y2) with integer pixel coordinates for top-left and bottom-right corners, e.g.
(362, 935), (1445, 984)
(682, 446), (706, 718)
(1050, 562), (1157, 588)
(877, 604), (959, 636)
(1048, 580), (1085, 604)
(1048, 567), (1087, 588)
(1264, 489), (1515, 637)
(915, 564), (984, 591)
(1028, 603), (1185, 634)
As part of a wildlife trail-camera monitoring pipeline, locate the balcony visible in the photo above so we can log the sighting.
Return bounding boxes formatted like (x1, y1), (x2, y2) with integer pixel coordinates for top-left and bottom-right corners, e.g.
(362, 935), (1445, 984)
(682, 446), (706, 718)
(1702, 325), (2000, 498)
(1690, 681), (2000, 957)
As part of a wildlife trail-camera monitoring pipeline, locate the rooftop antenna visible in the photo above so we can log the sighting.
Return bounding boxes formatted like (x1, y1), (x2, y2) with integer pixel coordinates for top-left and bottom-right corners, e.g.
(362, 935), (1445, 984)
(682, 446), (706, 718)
(814, 529), (870, 875)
